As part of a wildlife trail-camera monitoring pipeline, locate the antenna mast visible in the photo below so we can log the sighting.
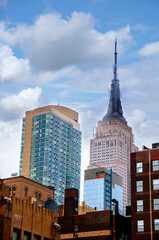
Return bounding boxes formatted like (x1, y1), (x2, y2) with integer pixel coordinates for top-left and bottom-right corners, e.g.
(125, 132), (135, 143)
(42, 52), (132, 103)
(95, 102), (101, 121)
(113, 38), (118, 80)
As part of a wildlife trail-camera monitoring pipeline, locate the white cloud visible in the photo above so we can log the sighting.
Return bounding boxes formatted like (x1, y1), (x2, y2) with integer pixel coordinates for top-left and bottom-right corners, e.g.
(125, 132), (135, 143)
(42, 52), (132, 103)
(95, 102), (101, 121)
(0, 43), (30, 84)
(24, 13), (131, 71)
(0, 86), (47, 178)
(0, 120), (21, 178)
(0, 22), (31, 45)
(0, 13), (132, 72)
(0, 87), (45, 121)
(139, 41), (159, 56)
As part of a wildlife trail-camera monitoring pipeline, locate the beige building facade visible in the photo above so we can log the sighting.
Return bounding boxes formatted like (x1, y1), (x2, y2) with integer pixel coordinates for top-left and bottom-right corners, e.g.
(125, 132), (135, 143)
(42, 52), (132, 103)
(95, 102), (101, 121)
(90, 118), (138, 210)
(89, 41), (138, 211)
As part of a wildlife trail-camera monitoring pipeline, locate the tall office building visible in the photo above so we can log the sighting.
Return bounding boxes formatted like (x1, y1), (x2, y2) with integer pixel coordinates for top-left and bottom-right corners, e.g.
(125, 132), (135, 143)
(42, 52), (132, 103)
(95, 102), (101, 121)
(89, 41), (138, 211)
(84, 167), (123, 213)
(19, 105), (81, 205)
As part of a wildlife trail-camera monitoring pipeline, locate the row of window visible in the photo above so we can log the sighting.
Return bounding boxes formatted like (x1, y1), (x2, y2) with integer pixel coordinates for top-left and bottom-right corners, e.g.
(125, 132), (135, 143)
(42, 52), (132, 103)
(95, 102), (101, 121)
(9, 186), (42, 199)
(137, 198), (159, 212)
(136, 179), (159, 192)
(137, 219), (159, 232)
(136, 160), (159, 173)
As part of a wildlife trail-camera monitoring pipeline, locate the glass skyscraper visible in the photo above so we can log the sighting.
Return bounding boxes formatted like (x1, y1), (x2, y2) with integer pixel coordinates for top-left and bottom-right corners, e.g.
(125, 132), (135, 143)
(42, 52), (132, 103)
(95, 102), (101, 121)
(19, 105), (81, 205)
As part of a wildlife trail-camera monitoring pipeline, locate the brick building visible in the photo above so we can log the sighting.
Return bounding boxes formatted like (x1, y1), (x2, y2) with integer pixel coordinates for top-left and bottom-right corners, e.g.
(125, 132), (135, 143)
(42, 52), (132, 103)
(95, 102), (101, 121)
(3, 176), (54, 205)
(131, 144), (159, 240)
(58, 188), (131, 240)
(0, 178), (60, 240)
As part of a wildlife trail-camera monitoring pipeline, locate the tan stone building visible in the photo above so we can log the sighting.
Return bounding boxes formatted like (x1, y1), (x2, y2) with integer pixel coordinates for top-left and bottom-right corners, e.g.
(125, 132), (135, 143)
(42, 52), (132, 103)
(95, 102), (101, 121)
(89, 41), (138, 211)
(78, 201), (97, 215)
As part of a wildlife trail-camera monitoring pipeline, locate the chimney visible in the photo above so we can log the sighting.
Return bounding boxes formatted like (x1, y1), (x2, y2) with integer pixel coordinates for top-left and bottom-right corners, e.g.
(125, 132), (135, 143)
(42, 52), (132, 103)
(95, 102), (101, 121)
(64, 188), (79, 217)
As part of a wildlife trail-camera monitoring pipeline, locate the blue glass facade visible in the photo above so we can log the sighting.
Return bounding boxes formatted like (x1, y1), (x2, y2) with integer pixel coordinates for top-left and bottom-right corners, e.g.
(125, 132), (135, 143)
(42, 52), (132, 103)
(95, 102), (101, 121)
(19, 119), (25, 176)
(112, 183), (123, 215)
(19, 111), (81, 205)
(84, 168), (123, 212)
(84, 170), (112, 211)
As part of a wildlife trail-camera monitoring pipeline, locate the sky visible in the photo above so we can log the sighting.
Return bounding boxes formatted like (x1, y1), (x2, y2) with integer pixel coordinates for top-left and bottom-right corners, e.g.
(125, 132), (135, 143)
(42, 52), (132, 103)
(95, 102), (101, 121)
(0, 0), (159, 198)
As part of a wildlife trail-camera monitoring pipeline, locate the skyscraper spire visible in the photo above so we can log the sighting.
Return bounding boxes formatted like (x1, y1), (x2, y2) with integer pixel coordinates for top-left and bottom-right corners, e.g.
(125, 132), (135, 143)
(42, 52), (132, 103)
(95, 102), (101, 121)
(103, 39), (127, 123)
(113, 38), (118, 80)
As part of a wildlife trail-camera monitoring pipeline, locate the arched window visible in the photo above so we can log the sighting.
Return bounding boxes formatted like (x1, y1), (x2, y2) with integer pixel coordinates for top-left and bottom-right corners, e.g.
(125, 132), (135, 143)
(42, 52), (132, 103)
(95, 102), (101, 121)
(9, 187), (11, 195)
(35, 191), (38, 198)
(38, 192), (41, 199)
(24, 187), (28, 197)
(12, 186), (16, 196)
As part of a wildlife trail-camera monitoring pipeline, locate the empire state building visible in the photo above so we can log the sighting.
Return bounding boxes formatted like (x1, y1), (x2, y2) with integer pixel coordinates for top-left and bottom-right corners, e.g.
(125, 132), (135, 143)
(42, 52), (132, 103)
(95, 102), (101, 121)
(89, 40), (138, 211)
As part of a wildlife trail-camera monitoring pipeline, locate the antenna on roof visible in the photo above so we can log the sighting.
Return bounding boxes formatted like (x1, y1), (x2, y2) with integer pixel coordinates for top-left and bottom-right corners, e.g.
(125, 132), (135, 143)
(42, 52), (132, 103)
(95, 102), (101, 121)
(113, 38), (118, 80)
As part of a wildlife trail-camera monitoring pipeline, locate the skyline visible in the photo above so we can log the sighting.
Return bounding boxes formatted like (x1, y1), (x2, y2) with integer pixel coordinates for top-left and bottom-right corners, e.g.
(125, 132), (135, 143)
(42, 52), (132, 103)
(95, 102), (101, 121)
(0, 0), (159, 193)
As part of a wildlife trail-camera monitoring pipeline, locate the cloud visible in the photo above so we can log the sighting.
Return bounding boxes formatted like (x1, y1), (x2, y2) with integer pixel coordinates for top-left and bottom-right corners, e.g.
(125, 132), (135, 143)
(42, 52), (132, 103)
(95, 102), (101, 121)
(0, 22), (31, 45)
(0, 87), (45, 121)
(139, 41), (159, 56)
(24, 13), (131, 71)
(0, 86), (47, 178)
(127, 109), (147, 129)
(0, 12), (132, 72)
(0, 43), (30, 85)
(0, 119), (21, 178)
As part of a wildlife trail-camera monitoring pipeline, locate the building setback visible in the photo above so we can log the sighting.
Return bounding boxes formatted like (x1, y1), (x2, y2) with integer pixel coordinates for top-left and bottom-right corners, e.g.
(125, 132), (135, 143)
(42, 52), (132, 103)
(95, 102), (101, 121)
(84, 167), (123, 213)
(19, 105), (81, 205)
(89, 40), (138, 211)
(131, 144), (159, 240)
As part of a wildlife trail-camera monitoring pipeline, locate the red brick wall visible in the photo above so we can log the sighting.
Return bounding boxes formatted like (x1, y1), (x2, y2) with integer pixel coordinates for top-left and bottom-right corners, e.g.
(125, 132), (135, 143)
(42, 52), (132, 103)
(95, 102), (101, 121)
(131, 149), (159, 240)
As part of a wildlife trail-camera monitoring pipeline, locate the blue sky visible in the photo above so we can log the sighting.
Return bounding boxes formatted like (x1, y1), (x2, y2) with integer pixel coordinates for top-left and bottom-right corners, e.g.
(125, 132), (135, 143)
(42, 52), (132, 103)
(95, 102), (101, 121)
(0, 0), (159, 196)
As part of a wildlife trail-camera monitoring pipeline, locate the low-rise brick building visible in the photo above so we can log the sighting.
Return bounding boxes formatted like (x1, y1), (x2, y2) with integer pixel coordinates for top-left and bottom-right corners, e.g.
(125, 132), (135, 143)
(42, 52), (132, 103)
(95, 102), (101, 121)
(0, 178), (60, 240)
(58, 188), (131, 240)
(3, 176), (54, 205)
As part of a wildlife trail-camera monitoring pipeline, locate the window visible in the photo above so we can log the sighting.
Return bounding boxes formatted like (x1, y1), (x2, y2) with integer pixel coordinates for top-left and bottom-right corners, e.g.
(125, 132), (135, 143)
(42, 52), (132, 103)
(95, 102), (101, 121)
(153, 199), (159, 210)
(137, 200), (143, 212)
(35, 191), (38, 198)
(154, 219), (159, 231)
(24, 187), (28, 197)
(152, 160), (159, 171)
(136, 180), (143, 192)
(34, 234), (40, 240)
(137, 220), (144, 232)
(136, 162), (143, 173)
(13, 228), (21, 240)
(153, 179), (159, 190)
(38, 192), (41, 199)
(12, 186), (16, 196)
(23, 231), (31, 240)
